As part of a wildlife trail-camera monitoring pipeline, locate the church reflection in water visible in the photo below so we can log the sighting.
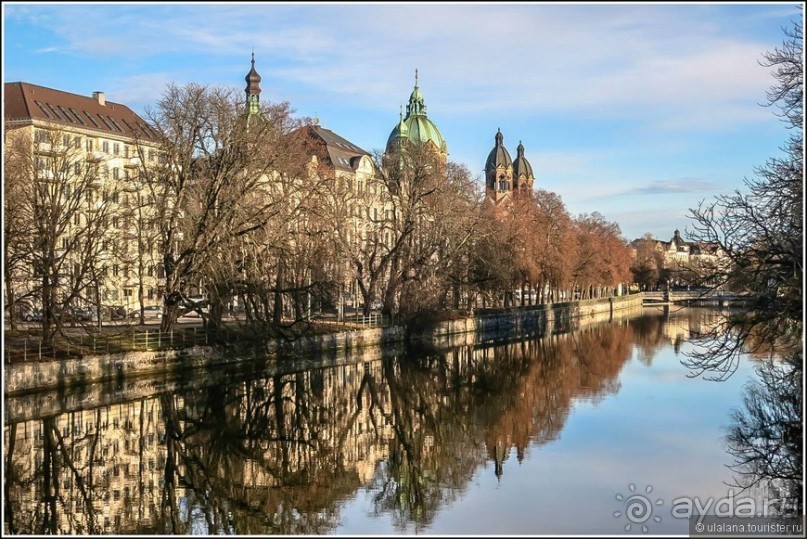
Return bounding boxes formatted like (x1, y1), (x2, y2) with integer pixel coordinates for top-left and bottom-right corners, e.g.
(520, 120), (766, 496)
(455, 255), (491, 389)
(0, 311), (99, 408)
(3, 308), (755, 534)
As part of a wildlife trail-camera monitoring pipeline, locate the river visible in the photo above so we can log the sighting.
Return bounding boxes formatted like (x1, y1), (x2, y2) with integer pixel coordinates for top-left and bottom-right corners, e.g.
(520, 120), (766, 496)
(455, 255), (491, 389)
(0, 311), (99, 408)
(2, 306), (796, 535)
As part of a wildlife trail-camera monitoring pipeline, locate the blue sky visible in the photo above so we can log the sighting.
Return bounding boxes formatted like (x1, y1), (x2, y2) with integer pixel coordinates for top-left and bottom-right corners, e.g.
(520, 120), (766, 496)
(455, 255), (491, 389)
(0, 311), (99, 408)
(3, 2), (801, 241)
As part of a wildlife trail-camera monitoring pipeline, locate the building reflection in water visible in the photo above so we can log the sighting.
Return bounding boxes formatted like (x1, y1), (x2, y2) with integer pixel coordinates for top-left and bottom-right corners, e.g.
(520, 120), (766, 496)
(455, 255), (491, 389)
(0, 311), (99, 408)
(4, 308), (768, 534)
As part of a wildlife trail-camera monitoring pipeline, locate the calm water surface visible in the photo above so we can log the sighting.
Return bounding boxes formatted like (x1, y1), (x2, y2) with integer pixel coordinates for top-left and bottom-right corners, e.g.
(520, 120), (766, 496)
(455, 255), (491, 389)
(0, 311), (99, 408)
(3, 307), (774, 535)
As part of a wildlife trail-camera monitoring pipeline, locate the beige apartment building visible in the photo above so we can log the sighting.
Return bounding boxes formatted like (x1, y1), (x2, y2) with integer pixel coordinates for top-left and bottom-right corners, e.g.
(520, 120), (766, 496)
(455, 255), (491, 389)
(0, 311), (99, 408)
(4, 82), (165, 318)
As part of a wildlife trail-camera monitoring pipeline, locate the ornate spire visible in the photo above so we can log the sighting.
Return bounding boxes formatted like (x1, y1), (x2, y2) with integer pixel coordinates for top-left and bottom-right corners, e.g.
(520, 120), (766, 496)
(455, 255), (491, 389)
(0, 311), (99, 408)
(245, 51), (262, 116)
(407, 68), (426, 117)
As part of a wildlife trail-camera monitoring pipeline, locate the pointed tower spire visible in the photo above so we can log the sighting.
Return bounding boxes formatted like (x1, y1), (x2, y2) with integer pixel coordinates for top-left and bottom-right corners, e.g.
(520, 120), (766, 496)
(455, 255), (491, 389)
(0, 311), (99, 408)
(245, 51), (262, 116)
(407, 68), (426, 117)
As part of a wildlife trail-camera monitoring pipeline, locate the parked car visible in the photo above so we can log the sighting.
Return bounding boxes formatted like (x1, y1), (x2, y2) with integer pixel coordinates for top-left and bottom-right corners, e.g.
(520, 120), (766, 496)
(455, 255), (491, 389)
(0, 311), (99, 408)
(129, 305), (163, 319)
(180, 296), (209, 317)
(108, 305), (127, 320)
(21, 308), (43, 322)
(73, 307), (95, 321)
(54, 308), (77, 322)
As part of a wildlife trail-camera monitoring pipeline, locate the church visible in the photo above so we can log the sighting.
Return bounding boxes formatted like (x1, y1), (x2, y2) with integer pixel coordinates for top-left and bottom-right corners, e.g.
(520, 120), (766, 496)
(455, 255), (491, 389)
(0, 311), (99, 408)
(485, 128), (535, 206)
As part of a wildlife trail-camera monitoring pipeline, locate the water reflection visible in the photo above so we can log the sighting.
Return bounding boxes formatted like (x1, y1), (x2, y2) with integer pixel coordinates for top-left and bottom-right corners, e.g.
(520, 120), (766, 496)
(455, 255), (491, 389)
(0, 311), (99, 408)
(726, 352), (803, 517)
(2, 308), (774, 535)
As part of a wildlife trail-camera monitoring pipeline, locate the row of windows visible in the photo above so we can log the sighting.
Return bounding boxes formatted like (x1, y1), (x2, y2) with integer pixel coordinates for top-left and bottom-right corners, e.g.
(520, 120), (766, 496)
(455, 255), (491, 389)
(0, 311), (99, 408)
(35, 129), (157, 161)
(33, 100), (157, 139)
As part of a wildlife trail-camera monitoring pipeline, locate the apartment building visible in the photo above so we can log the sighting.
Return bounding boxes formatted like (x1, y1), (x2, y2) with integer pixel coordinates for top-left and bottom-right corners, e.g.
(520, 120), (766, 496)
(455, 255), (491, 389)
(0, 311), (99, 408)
(4, 82), (165, 318)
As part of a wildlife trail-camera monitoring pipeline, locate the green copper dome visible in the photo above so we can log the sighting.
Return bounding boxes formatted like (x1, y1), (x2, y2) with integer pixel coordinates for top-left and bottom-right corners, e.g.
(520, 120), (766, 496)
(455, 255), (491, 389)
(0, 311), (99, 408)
(387, 71), (447, 155)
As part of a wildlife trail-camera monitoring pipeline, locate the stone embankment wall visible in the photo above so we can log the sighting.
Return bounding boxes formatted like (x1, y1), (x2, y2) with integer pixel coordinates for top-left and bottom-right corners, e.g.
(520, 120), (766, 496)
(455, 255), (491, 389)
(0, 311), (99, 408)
(5, 295), (643, 396)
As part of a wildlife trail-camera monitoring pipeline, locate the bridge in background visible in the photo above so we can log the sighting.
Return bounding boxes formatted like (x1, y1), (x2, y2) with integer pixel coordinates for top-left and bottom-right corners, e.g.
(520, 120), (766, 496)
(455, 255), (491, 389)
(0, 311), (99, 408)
(642, 289), (753, 306)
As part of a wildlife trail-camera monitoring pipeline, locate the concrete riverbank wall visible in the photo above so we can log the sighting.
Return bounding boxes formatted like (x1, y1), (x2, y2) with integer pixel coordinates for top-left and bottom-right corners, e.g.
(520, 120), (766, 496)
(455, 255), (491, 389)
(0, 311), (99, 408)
(4, 295), (643, 397)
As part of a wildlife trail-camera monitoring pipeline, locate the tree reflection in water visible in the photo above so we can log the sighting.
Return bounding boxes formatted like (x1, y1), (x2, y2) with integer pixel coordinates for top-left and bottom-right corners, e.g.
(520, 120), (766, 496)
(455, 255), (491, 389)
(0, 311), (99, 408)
(6, 309), (791, 534)
(725, 352), (803, 517)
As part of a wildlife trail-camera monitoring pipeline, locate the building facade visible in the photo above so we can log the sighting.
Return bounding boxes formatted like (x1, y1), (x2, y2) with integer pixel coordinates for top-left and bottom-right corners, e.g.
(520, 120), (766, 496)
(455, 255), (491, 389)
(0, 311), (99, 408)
(4, 82), (165, 319)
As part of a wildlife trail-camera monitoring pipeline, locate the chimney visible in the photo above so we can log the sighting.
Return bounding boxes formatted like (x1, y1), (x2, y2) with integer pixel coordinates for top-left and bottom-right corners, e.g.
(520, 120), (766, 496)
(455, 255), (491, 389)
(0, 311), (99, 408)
(92, 91), (106, 106)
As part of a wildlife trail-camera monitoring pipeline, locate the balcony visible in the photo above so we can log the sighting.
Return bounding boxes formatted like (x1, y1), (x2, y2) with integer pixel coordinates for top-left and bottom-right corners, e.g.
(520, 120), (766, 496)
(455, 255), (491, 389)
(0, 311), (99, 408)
(36, 142), (53, 154)
(124, 157), (141, 169)
(86, 151), (104, 162)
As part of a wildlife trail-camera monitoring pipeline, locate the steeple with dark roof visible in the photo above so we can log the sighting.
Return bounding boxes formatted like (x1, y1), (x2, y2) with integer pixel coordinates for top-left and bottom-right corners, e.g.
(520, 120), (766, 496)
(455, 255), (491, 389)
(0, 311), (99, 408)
(512, 140), (534, 194)
(245, 52), (262, 116)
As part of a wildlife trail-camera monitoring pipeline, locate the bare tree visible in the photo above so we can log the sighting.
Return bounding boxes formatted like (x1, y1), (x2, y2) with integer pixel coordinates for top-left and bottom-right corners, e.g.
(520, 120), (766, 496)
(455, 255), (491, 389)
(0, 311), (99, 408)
(3, 130), (36, 329)
(685, 19), (803, 379)
(630, 233), (666, 291)
(4, 125), (121, 345)
(138, 83), (309, 331)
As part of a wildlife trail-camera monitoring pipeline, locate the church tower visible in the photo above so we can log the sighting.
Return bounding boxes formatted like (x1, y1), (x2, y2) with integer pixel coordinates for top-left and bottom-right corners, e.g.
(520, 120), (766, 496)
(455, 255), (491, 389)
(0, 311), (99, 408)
(485, 129), (535, 205)
(386, 70), (448, 163)
(245, 52), (262, 116)
(512, 141), (534, 195)
(485, 128), (514, 205)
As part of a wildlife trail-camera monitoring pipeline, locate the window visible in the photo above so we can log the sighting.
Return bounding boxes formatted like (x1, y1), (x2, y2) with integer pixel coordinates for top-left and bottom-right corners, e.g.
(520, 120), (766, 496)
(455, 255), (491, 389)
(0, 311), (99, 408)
(74, 213), (80, 226)
(124, 145), (130, 158)
(102, 141), (109, 153)
(63, 134), (70, 147)
(46, 103), (66, 121)
(34, 101), (53, 119)
(69, 108), (87, 126)
(74, 162), (81, 174)
(59, 105), (78, 124)
(86, 139), (93, 151)
(73, 136), (81, 149)
(124, 288), (133, 298)
(99, 115), (115, 131)
(112, 265), (119, 277)
(84, 111), (100, 128)
(62, 237), (68, 249)
(113, 143), (120, 155)
(107, 116), (124, 132)
(113, 168), (119, 180)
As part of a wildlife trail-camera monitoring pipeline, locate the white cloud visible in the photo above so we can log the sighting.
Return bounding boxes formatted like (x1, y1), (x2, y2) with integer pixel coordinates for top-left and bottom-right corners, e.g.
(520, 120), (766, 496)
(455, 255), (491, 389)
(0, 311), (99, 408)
(8, 3), (785, 132)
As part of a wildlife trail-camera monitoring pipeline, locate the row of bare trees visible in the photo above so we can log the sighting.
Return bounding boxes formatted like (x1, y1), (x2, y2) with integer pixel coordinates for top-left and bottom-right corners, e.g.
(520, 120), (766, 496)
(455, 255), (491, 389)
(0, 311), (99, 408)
(5, 83), (634, 345)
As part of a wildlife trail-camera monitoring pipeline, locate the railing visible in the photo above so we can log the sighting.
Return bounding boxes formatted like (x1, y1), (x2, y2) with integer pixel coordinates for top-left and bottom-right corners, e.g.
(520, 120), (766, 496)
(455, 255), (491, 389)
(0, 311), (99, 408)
(641, 290), (753, 304)
(4, 327), (220, 363)
(3, 315), (394, 363)
(315, 312), (389, 329)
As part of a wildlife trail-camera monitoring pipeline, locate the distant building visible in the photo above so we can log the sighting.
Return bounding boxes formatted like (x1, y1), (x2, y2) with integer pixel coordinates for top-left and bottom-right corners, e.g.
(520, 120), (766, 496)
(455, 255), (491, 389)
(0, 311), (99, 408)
(484, 128), (535, 207)
(386, 70), (448, 164)
(629, 229), (727, 278)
